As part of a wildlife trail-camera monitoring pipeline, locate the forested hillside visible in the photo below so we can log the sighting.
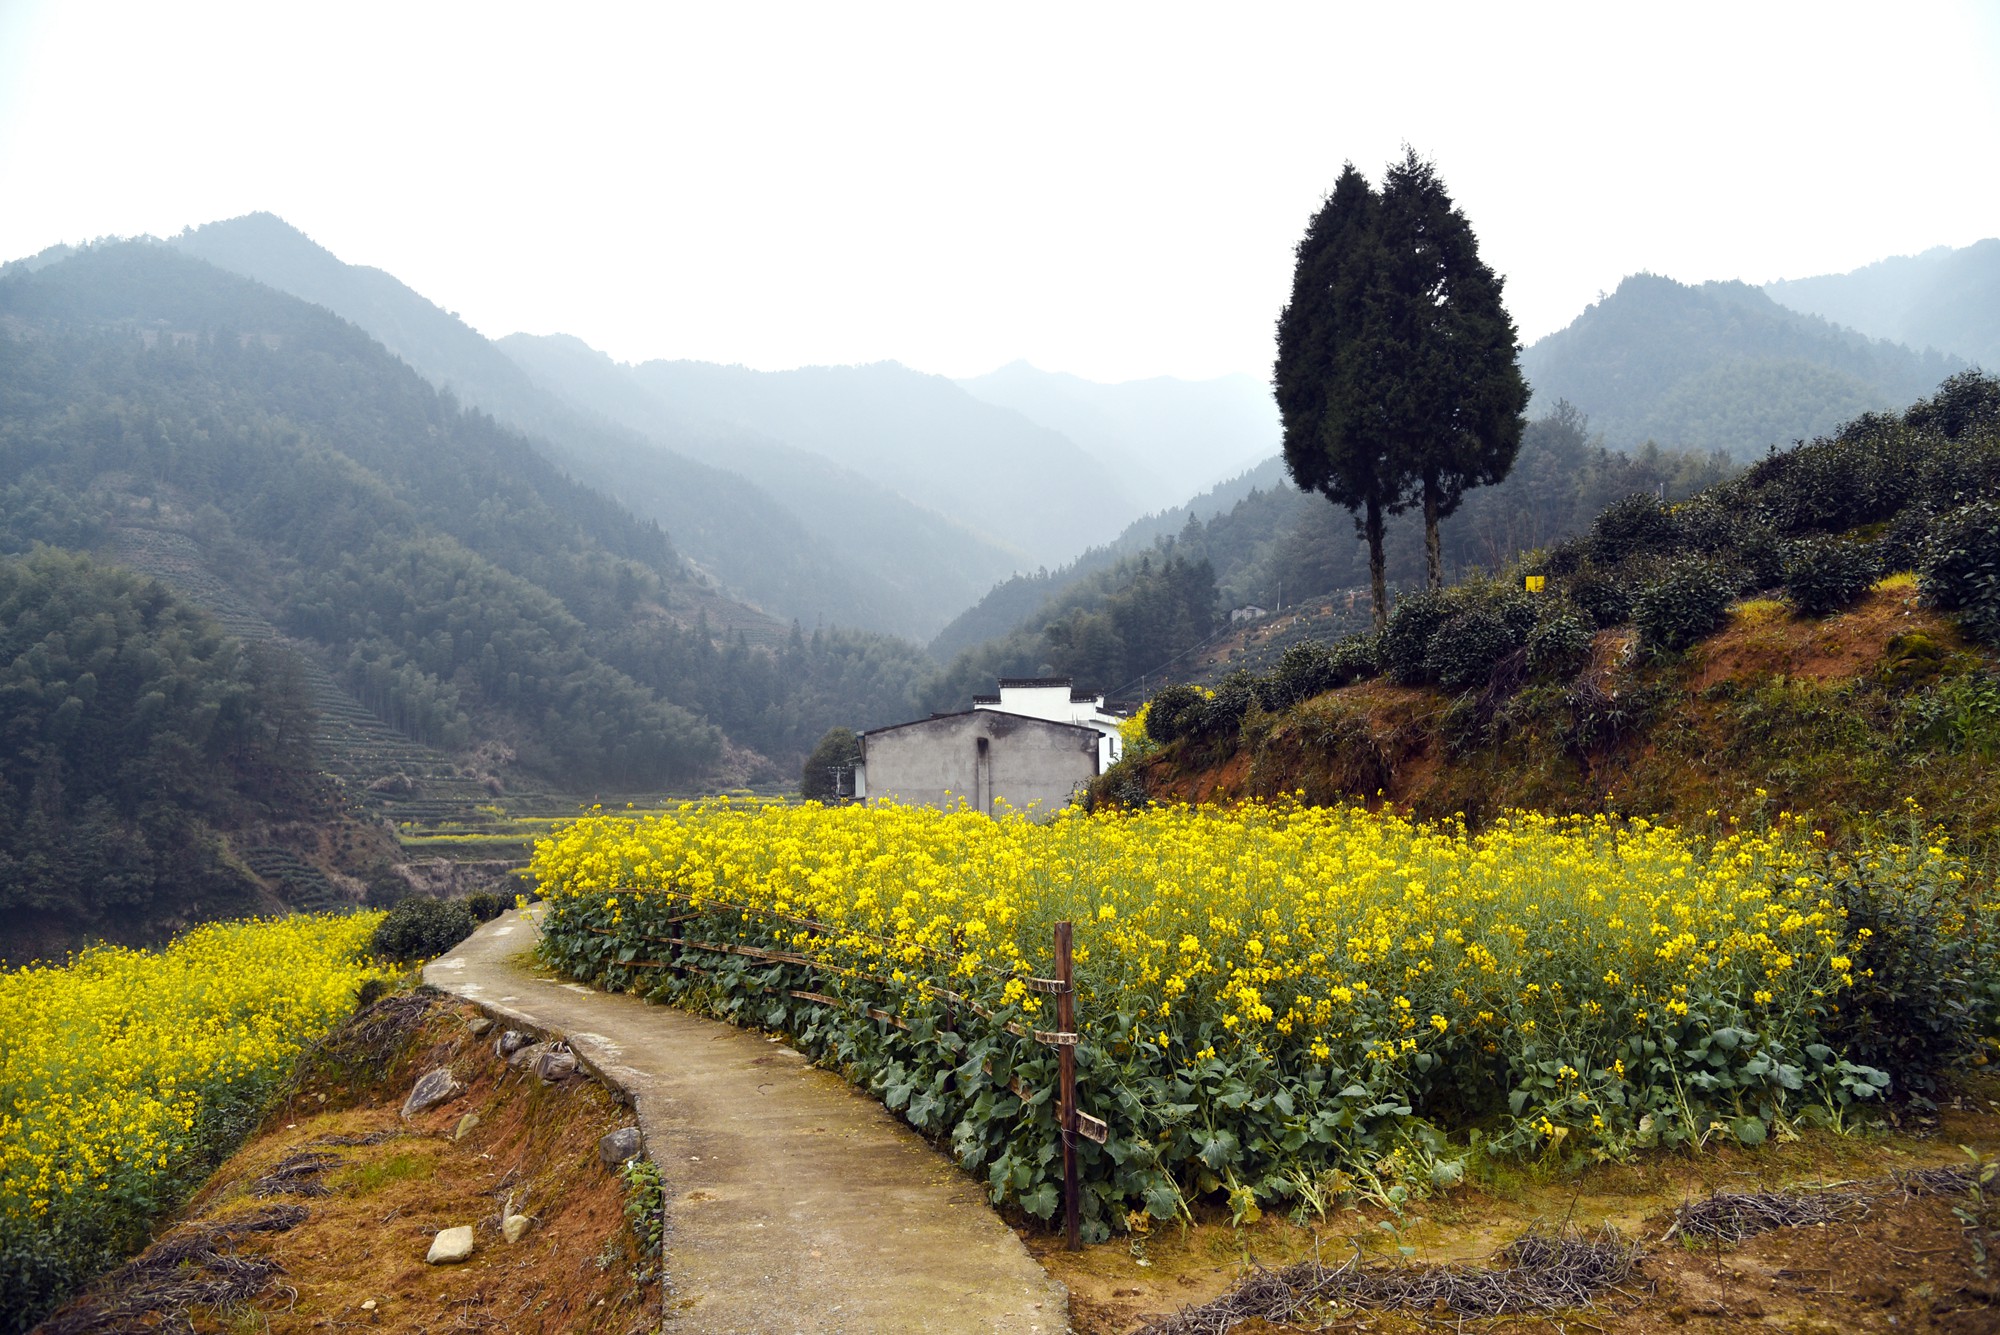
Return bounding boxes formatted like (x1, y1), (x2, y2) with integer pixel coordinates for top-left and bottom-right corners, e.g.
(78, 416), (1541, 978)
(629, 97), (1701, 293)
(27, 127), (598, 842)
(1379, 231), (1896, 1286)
(1521, 274), (1962, 456)
(926, 407), (1731, 702)
(0, 243), (933, 789)
(168, 214), (971, 638)
(498, 331), (1020, 639)
(954, 360), (1277, 513)
(624, 358), (1140, 565)
(1766, 238), (2000, 372)
(0, 551), (325, 958)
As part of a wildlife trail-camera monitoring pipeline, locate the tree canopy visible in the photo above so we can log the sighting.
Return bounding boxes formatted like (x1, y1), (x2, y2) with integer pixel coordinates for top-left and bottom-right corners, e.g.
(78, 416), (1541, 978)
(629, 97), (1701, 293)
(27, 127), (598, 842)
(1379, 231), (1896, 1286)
(1276, 153), (1528, 624)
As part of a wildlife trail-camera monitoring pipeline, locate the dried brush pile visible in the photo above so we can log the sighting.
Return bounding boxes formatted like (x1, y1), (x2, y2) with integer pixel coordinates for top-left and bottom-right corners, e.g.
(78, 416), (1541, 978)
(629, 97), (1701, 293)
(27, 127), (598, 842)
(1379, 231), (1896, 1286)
(1134, 1227), (1642, 1335)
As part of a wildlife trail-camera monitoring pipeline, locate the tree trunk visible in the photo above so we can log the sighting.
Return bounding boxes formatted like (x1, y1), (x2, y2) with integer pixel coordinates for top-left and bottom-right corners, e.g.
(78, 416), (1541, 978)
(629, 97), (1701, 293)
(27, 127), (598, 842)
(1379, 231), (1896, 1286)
(1423, 472), (1444, 590)
(1365, 495), (1388, 633)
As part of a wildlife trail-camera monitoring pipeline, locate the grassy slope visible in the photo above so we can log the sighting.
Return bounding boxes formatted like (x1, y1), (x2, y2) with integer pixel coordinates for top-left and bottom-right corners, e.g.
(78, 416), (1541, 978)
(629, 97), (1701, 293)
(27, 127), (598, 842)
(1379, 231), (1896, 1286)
(1113, 578), (2000, 857)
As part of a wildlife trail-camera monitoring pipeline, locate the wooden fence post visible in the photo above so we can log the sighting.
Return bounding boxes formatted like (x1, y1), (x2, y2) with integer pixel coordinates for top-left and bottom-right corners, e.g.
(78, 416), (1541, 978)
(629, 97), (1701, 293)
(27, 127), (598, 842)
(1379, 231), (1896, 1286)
(1056, 919), (1079, 1251)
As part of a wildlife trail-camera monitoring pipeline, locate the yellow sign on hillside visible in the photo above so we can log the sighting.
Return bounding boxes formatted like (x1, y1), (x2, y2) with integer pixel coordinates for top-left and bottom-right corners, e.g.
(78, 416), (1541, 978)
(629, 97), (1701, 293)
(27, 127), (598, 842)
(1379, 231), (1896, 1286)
(1525, 575), (1546, 592)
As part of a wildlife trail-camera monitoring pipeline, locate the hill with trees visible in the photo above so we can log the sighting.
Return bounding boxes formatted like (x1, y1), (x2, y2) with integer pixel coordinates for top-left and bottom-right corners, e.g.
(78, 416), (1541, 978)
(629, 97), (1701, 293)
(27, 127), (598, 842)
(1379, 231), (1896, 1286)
(923, 405), (1732, 706)
(0, 550), (341, 959)
(1098, 373), (2000, 857)
(496, 332), (1021, 639)
(0, 242), (935, 795)
(1521, 273), (1963, 456)
(166, 214), (989, 639)
(1765, 238), (1999, 372)
(953, 360), (1278, 514)
(619, 358), (1140, 566)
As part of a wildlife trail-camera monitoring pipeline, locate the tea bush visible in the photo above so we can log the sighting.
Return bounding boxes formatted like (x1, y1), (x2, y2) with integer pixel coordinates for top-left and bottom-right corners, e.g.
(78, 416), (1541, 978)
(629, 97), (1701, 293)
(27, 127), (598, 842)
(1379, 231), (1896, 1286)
(369, 895), (476, 962)
(1633, 557), (1735, 653)
(1782, 537), (1879, 618)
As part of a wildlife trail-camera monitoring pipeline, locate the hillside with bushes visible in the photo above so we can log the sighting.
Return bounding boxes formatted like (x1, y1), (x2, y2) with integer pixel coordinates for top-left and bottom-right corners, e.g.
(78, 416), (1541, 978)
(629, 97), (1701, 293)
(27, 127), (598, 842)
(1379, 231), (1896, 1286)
(1520, 274), (1963, 457)
(928, 406), (1732, 704)
(1101, 373), (2000, 854)
(0, 551), (356, 960)
(0, 243), (937, 794)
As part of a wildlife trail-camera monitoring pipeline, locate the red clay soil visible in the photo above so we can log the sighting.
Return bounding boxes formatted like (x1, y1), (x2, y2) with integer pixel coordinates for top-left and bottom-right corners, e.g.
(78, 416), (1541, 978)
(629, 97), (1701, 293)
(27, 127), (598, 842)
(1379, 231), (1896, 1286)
(39, 993), (659, 1335)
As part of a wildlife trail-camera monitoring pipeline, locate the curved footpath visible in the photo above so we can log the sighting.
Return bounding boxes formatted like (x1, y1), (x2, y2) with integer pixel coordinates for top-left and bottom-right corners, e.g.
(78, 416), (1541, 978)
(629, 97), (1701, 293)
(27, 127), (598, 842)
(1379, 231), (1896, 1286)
(426, 909), (1069, 1334)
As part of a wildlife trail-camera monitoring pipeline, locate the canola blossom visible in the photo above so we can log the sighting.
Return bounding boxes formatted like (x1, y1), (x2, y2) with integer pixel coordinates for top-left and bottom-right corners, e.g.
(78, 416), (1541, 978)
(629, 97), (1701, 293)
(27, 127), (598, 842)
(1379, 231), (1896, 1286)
(534, 799), (1924, 1236)
(0, 913), (389, 1320)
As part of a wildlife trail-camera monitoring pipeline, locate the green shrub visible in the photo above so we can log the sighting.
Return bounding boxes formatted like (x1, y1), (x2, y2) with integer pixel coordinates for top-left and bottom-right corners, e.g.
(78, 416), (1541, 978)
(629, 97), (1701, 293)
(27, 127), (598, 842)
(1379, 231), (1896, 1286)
(1381, 589), (1456, 685)
(463, 892), (506, 923)
(1920, 499), (2000, 643)
(1144, 684), (1209, 745)
(1526, 603), (1595, 678)
(1587, 493), (1680, 565)
(1782, 537), (1879, 618)
(1815, 833), (2000, 1103)
(1258, 641), (1340, 711)
(1195, 670), (1258, 738)
(1326, 632), (1381, 685)
(1564, 563), (1633, 629)
(1429, 608), (1516, 693)
(1632, 556), (1734, 653)
(370, 896), (476, 962)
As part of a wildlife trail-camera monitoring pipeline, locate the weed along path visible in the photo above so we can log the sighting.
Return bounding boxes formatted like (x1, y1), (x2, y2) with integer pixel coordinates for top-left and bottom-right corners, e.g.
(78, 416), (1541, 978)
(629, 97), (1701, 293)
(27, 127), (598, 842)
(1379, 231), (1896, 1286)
(426, 909), (1071, 1334)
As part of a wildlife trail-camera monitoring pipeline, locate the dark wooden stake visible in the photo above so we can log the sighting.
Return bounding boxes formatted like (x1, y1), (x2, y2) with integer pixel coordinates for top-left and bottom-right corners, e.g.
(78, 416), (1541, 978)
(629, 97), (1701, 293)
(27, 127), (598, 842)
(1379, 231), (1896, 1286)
(1056, 919), (1079, 1251)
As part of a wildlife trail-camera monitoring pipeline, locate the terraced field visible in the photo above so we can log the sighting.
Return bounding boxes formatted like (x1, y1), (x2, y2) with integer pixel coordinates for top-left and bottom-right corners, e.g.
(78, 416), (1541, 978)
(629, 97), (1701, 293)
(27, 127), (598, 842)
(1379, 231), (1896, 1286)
(110, 524), (502, 818)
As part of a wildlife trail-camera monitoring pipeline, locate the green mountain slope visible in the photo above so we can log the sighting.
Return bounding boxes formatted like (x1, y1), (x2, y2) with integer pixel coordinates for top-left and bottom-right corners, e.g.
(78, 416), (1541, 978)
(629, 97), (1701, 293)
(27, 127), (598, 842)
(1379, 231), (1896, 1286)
(927, 410), (1731, 701)
(499, 332), (1019, 641)
(627, 358), (1142, 565)
(167, 214), (932, 637)
(954, 360), (1278, 513)
(1765, 239), (2000, 371)
(0, 242), (933, 786)
(1520, 273), (1962, 456)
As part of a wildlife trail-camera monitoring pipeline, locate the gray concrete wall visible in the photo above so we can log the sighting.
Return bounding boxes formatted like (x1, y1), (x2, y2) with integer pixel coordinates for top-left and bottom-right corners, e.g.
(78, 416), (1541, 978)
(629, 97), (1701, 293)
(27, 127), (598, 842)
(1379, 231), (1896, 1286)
(861, 711), (1098, 815)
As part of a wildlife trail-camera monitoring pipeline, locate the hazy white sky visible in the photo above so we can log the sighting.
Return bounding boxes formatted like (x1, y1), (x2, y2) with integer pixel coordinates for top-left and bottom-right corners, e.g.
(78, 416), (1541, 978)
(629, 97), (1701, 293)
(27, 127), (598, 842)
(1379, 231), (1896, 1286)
(2, 1), (1996, 383)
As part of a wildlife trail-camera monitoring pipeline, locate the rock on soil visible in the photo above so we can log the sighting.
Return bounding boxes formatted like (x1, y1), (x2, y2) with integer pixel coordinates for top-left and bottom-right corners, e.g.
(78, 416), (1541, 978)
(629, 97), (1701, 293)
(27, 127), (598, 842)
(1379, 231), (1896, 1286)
(400, 1067), (464, 1118)
(425, 1225), (475, 1264)
(533, 1048), (578, 1082)
(598, 1126), (642, 1169)
(495, 1029), (531, 1057)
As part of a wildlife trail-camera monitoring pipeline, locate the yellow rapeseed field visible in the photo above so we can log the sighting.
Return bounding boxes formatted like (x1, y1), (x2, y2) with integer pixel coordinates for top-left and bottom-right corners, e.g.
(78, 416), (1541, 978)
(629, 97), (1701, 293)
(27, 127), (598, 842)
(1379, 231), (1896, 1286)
(0, 912), (388, 1314)
(535, 798), (1959, 1233)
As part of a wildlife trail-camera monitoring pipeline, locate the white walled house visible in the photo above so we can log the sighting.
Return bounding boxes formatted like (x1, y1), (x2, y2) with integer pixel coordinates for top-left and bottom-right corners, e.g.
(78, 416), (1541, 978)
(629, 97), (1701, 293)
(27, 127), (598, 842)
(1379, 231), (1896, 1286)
(852, 677), (1127, 815)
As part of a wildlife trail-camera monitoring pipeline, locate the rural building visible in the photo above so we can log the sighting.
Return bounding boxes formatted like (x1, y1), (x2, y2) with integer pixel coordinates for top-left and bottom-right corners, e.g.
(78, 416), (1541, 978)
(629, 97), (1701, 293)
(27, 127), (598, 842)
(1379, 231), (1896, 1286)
(854, 678), (1126, 814)
(1230, 605), (1269, 623)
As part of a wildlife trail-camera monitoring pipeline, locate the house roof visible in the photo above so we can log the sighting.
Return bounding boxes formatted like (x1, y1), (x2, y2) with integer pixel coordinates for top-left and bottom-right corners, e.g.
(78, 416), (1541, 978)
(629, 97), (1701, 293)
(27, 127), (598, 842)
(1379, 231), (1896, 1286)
(996, 676), (1074, 689)
(859, 709), (1099, 741)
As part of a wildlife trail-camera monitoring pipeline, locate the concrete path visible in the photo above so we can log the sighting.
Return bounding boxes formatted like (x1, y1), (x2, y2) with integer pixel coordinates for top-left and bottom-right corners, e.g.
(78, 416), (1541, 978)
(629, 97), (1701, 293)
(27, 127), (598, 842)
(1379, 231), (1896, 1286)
(426, 910), (1069, 1334)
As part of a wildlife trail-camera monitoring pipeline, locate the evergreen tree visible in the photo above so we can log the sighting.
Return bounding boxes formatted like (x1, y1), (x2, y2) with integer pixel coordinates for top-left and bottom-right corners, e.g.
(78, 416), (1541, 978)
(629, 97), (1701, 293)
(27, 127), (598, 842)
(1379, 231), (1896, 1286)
(1377, 150), (1530, 588)
(1275, 164), (1407, 630)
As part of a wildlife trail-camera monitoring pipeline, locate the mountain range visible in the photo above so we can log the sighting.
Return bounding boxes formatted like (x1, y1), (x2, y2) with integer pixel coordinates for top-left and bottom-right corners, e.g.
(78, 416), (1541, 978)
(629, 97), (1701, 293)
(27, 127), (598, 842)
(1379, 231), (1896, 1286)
(168, 215), (1281, 641)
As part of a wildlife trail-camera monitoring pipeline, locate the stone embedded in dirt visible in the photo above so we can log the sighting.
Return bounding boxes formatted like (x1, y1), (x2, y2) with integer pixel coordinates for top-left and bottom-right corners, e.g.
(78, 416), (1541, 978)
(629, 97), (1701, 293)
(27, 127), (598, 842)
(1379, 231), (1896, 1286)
(426, 1225), (475, 1264)
(401, 1067), (465, 1118)
(467, 1016), (493, 1037)
(452, 1112), (480, 1142)
(502, 1212), (533, 1243)
(598, 1126), (642, 1169)
(534, 1049), (578, 1082)
(495, 1029), (532, 1057)
(507, 1040), (549, 1069)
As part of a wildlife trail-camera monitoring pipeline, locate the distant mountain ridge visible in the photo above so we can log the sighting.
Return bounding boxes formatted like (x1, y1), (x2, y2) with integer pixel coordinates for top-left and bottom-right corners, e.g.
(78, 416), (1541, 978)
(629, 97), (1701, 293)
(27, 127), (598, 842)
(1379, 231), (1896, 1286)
(496, 333), (1023, 638)
(1520, 273), (1962, 456)
(954, 361), (1279, 514)
(166, 214), (986, 640)
(1764, 238), (2000, 373)
(620, 357), (1142, 566)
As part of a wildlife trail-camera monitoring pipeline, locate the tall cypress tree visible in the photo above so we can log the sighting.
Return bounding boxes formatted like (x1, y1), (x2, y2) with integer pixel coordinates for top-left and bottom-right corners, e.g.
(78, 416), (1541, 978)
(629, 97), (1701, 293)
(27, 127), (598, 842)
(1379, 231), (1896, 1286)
(1377, 150), (1530, 588)
(1274, 164), (1408, 631)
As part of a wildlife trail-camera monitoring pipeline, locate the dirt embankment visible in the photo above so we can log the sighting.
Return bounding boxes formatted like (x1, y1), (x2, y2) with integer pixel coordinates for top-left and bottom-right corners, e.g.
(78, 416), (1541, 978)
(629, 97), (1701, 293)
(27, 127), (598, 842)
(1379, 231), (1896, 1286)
(1119, 583), (1999, 846)
(39, 990), (659, 1335)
